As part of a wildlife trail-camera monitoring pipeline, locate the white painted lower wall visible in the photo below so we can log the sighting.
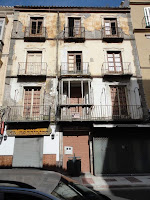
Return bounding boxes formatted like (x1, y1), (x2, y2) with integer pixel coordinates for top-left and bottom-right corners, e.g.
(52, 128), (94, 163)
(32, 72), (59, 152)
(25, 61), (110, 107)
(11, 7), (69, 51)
(43, 125), (60, 161)
(0, 136), (15, 156)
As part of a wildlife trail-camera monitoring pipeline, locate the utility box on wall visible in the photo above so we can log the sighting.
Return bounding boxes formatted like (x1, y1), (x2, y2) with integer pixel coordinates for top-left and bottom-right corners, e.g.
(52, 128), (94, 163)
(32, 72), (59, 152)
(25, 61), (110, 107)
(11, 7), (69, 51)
(64, 146), (73, 155)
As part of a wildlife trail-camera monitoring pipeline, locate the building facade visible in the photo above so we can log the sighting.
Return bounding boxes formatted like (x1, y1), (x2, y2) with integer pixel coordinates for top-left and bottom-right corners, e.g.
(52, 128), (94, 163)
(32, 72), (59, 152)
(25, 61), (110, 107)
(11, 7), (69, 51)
(0, 5), (149, 174)
(128, 0), (150, 110)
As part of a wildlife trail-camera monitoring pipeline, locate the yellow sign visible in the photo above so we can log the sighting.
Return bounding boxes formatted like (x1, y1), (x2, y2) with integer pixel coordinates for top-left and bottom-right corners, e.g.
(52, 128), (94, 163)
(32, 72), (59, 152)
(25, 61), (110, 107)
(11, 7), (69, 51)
(7, 128), (49, 136)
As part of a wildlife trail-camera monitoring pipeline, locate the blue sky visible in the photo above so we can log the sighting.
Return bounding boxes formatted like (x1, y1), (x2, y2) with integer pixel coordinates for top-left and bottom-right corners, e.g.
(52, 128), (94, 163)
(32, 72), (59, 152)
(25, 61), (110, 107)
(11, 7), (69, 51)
(0, 0), (123, 7)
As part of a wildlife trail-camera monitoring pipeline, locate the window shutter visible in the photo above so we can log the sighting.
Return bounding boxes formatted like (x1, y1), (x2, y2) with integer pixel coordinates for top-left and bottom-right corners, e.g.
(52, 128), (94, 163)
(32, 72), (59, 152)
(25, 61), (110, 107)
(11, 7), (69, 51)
(144, 7), (150, 27)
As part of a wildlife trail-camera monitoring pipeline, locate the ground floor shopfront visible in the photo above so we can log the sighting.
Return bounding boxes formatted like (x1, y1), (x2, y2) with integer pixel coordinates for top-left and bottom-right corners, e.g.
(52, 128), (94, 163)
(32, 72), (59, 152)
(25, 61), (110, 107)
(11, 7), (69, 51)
(93, 126), (150, 175)
(0, 123), (150, 175)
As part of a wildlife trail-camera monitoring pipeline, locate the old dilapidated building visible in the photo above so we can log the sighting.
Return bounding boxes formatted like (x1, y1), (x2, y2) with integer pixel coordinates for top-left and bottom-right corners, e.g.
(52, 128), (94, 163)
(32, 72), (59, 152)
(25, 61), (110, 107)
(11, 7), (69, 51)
(0, 5), (149, 174)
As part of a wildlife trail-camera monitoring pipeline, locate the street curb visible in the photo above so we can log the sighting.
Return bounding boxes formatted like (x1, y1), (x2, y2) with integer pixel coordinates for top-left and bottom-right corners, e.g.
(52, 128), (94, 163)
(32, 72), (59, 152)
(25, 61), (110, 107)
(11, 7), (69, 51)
(85, 184), (150, 189)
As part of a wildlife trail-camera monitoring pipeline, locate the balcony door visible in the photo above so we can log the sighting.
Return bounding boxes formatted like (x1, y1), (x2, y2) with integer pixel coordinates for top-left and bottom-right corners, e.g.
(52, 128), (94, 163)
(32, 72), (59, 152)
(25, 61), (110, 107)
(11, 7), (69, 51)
(104, 19), (117, 36)
(26, 52), (42, 75)
(30, 17), (43, 35)
(107, 52), (123, 73)
(110, 86), (128, 118)
(68, 17), (81, 37)
(68, 52), (82, 73)
(23, 88), (41, 120)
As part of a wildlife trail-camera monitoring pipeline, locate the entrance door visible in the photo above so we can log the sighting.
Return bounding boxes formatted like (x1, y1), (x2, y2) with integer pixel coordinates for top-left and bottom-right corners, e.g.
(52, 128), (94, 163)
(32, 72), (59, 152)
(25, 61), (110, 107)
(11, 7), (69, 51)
(26, 52), (42, 75)
(12, 137), (43, 168)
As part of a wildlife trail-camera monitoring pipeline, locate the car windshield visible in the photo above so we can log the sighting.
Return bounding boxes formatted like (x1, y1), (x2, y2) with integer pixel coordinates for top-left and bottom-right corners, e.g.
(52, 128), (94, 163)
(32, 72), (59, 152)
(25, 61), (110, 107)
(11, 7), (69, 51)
(51, 177), (107, 200)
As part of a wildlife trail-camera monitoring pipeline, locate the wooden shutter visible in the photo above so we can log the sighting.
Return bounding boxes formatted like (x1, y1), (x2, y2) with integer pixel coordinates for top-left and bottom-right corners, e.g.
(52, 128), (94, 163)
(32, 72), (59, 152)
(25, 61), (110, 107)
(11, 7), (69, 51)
(104, 21), (111, 35)
(23, 88), (40, 119)
(110, 86), (128, 117)
(74, 18), (81, 37)
(68, 54), (75, 72)
(23, 89), (32, 118)
(144, 7), (150, 27)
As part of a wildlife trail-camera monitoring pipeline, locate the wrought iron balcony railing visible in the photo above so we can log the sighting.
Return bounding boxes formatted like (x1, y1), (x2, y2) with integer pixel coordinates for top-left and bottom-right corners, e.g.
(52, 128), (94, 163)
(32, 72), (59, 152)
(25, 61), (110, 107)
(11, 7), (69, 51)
(101, 26), (124, 40)
(18, 62), (47, 76)
(64, 27), (85, 39)
(60, 62), (90, 75)
(101, 62), (132, 76)
(6, 105), (51, 122)
(59, 105), (143, 121)
(24, 27), (46, 40)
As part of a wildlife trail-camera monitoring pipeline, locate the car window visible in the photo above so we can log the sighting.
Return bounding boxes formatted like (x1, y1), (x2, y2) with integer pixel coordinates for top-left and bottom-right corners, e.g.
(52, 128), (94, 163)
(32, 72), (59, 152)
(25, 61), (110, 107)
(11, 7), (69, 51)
(52, 180), (83, 200)
(3, 192), (51, 200)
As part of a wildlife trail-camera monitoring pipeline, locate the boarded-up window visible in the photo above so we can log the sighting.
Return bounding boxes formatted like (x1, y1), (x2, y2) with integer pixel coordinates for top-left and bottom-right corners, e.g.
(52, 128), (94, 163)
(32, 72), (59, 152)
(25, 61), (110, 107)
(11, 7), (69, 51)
(107, 52), (122, 73)
(144, 7), (150, 27)
(30, 17), (43, 35)
(23, 88), (41, 119)
(110, 86), (128, 117)
(26, 52), (42, 74)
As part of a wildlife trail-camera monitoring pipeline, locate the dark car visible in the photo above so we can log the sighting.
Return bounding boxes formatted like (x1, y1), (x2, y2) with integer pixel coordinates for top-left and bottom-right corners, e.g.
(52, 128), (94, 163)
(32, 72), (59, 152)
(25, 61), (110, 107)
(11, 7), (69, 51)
(0, 169), (112, 200)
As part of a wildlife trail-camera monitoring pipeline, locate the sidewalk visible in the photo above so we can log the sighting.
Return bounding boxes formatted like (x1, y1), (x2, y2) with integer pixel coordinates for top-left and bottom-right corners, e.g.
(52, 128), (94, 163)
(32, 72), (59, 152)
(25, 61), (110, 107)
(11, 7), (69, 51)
(71, 174), (150, 190)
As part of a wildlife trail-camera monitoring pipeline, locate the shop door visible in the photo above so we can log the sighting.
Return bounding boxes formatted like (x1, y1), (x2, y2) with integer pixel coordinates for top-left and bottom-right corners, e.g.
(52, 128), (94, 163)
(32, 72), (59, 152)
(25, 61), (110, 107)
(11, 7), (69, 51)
(12, 137), (43, 168)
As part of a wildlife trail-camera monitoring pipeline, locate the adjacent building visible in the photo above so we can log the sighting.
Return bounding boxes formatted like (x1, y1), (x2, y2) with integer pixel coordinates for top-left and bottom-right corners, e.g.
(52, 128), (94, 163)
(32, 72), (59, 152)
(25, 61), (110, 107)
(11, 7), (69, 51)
(127, 0), (150, 110)
(0, 5), (149, 174)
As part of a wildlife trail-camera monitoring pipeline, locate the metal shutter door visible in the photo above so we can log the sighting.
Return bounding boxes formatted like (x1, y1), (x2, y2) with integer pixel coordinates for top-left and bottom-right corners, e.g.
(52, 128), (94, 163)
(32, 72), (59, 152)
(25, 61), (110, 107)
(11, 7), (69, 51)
(12, 137), (43, 168)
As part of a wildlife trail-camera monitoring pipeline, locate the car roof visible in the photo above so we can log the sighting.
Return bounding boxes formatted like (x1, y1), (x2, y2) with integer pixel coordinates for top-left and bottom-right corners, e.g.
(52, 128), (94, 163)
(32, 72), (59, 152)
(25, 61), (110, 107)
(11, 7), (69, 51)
(0, 169), (61, 195)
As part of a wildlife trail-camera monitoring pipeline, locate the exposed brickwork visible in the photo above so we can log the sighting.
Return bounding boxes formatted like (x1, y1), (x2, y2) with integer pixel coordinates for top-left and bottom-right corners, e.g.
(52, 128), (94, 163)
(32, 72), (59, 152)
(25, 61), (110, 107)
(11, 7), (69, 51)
(0, 156), (13, 167)
(43, 154), (56, 168)
(63, 132), (90, 173)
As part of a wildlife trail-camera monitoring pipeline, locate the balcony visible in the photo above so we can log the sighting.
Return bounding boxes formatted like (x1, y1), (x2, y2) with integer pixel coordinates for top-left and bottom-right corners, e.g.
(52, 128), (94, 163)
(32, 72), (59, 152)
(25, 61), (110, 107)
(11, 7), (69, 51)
(101, 62), (132, 77)
(24, 27), (46, 42)
(6, 105), (50, 122)
(59, 105), (143, 122)
(64, 27), (85, 42)
(101, 26), (124, 42)
(60, 62), (90, 76)
(18, 62), (47, 77)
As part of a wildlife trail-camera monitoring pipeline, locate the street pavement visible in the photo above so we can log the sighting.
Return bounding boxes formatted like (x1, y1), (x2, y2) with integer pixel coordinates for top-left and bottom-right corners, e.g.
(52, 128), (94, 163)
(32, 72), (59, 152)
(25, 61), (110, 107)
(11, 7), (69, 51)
(71, 174), (150, 200)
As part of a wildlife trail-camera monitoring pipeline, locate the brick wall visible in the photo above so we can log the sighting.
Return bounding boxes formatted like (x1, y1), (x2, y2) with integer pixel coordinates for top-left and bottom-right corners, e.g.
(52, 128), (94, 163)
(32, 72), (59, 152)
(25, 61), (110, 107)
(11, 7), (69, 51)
(0, 156), (13, 167)
(63, 132), (90, 173)
(43, 154), (56, 169)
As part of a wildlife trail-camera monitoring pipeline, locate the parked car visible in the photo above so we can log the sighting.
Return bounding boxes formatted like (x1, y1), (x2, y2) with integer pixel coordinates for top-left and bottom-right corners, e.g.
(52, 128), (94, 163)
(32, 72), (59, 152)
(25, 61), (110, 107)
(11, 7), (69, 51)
(0, 169), (128, 200)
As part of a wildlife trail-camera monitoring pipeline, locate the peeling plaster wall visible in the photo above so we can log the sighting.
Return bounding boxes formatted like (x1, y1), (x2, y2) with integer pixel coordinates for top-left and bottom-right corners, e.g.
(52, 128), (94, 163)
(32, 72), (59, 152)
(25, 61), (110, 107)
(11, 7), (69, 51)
(0, 14), (13, 106)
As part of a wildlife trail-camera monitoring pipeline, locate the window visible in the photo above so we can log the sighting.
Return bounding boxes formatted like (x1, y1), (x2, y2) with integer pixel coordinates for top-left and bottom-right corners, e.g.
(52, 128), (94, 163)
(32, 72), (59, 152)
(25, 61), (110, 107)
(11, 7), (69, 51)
(107, 51), (122, 73)
(0, 19), (5, 40)
(144, 7), (150, 27)
(104, 18), (117, 36)
(110, 86), (128, 117)
(26, 51), (42, 74)
(30, 17), (43, 35)
(23, 88), (41, 119)
(68, 52), (82, 72)
(68, 17), (81, 37)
